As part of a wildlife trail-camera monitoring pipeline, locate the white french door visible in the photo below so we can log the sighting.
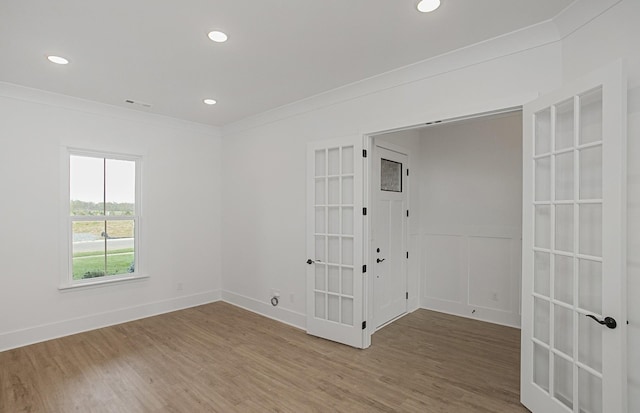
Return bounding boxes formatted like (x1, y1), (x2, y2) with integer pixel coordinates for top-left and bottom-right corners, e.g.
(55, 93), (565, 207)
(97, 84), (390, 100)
(521, 61), (627, 413)
(372, 144), (408, 329)
(306, 136), (365, 348)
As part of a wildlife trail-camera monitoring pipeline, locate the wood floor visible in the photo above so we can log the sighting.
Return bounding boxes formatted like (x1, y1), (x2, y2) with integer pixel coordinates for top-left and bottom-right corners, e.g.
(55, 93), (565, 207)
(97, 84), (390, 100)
(0, 302), (529, 412)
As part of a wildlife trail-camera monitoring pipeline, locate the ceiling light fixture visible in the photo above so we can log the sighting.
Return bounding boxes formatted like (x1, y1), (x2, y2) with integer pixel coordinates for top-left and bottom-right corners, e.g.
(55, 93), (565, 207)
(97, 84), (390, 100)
(207, 31), (228, 43)
(417, 0), (441, 13)
(203, 99), (217, 105)
(47, 55), (69, 65)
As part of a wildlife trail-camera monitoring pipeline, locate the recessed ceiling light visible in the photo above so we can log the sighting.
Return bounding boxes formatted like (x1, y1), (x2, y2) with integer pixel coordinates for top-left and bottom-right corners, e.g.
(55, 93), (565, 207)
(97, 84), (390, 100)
(207, 31), (228, 43)
(417, 0), (441, 13)
(203, 99), (217, 105)
(47, 55), (69, 65)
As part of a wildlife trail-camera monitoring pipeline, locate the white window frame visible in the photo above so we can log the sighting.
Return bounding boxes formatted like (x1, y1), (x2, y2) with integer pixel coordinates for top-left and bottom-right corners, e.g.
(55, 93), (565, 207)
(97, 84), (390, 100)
(59, 147), (146, 290)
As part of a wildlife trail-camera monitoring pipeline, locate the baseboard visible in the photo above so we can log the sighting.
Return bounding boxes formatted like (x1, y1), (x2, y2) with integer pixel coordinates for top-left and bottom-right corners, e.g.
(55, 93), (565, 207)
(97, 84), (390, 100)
(0, 289), (222, 352)
(221, 290), (306, 331)
(421, 299), (521, 329)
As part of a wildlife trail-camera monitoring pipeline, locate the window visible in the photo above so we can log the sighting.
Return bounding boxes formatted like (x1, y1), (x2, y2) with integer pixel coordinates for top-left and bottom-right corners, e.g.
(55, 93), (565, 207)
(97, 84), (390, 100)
(62, 150), (142, 287)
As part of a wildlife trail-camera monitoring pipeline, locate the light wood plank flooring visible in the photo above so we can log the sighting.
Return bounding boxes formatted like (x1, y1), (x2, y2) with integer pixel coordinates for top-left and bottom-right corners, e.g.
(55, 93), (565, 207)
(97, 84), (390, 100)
(0, 302), (528, 412)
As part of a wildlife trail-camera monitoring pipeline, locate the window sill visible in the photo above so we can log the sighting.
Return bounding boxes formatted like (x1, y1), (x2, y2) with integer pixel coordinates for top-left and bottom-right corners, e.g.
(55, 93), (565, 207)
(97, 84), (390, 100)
(59, 274), (149, 291)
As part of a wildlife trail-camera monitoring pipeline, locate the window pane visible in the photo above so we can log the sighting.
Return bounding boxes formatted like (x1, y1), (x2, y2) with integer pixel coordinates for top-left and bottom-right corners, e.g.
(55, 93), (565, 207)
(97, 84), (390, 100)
(106, 220), (135, 275)
(105, 159), (135, 216)
(70, 156), (104, 215)
(72, 221), (106, 280)
(381, 159), (402, 192)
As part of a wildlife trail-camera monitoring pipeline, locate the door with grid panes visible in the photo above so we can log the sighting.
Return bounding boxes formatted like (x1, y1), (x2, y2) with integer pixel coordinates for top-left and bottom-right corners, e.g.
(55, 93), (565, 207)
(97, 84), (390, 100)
(521, 61), (627, 413)
(306, 137), (364, 348)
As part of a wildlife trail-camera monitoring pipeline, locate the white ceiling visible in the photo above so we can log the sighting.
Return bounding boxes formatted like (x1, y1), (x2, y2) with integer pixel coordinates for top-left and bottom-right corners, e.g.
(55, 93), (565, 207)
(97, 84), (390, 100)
(0, 0), (574, 127)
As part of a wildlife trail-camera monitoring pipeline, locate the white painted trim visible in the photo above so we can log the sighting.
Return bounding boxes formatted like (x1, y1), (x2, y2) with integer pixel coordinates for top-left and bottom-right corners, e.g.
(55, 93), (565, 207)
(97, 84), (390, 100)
(0, 290), (222, 353)
(0, 82), (221, 138)
(221, 290), (306, 331)
(420, 306), (521, 330)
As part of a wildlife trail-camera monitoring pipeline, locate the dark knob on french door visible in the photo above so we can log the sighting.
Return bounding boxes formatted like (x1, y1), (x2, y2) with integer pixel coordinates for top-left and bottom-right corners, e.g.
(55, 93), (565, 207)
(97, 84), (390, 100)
(586, 315), (617, 329)
(376, 258), (385, 263)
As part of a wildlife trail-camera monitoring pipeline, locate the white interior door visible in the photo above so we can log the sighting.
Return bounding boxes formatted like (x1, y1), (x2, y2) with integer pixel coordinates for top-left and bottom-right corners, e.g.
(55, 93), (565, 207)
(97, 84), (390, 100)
(373, 144), (408, 328)
(521, 61), (627, 413)
(306, 137), (364, 348)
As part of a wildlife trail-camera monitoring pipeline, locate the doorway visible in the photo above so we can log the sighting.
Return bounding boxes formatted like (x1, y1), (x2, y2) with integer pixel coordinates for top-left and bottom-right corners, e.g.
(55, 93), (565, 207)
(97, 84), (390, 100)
(367, 109), (524, 333)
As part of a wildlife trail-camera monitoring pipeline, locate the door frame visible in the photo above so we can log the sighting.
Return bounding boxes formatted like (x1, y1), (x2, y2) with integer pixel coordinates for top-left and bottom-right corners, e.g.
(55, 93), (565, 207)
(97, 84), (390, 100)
(369, 139), (410, 331)
(361, 106), (525, 348)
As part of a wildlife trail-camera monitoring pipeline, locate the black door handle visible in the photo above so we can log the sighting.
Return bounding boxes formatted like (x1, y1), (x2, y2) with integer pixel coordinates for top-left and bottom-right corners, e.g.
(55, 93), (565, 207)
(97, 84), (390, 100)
(586, 315), (617, 329)
(376, 258), (385, 263)
(306, 259), (322, 265)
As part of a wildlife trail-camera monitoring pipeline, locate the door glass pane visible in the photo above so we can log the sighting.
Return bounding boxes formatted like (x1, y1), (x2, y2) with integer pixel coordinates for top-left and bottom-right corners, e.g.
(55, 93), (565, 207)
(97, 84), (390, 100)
(381, 159), (402, 192)
(315, 149), (326, 177)
(534, 251), (551, 297)
(579, 145), (602, 199)
(535, 108), (552, 155)
(555, 152), (574, 201)
(328, 265), (340, 293)
(328, 207), (340, 234)
(579, 88), (603, 145)
(342, 207), (353, 235)
(535, 157), (551, 201)
(342, 267), (353, 296)
(579, 204), (602, 257)
(555, 205), (574, 253)
(579, 259), (602, 314)
(341, 297), (354, 325)
(106, 220), (135, 276)
(328, 294), (340, 322)
(535, 206), (551, 249)
(579, 368), (603, 413)
(554, 355), (574, 409)
(342, 237), (353, 265)
(315, 292), (326, 318)
(315, 236), (326, 261)
(554, 305), (574, 357)
(554, 255), (573, 305)
(315, 207), (326, 233)
(315, 178), (325, 205)
(328, 148), (340, 175)
(327, 236), (339, 264)
(579, 314), (603, 373)
(533, 343), (550, 393)
(342, 176), (354, 204)
(72, 221), (106, 280)
(328, 177), (340, 204)
(341, 146), (354, 174)
(534, 297), (550, 344)
(315, 264), (326, 291)
(555, 99), (575, 150)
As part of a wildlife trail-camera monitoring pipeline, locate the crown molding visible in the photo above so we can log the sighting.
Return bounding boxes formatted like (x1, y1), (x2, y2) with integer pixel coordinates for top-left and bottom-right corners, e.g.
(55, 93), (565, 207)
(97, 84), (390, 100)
(0, 81), (221, 139)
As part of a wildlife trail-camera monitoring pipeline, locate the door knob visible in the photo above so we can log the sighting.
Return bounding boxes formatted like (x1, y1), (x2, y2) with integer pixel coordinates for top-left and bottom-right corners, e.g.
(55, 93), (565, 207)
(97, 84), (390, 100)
(586, 315), (617, 329)
(376, 258), (385, 263)
(306, 259), (321, 265)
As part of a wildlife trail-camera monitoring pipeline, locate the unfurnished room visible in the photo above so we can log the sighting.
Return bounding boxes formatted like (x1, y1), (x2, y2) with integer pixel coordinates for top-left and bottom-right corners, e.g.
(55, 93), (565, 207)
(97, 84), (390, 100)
(0, 1), (639, 412)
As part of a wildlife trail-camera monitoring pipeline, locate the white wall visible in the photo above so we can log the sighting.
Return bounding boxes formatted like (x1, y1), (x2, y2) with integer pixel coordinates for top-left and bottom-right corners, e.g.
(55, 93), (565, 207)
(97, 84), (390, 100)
(220, 39), (561, 328)
(0, 84), (223, 351)
(559, 1), (640, 410)
(418, 113), (523, 327)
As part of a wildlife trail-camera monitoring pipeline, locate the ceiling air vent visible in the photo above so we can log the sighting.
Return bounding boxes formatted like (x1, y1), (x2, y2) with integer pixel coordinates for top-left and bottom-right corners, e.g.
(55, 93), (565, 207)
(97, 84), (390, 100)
(124, 99), (152, 108)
